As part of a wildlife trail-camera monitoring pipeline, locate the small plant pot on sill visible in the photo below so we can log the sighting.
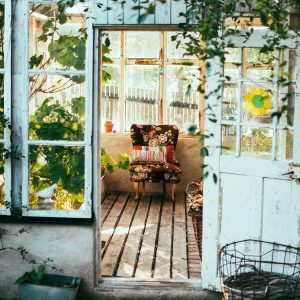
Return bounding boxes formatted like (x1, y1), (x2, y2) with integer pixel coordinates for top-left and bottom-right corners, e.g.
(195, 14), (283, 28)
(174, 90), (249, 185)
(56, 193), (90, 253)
(104, 120), (114, 133)
(18, 274), (81, 300)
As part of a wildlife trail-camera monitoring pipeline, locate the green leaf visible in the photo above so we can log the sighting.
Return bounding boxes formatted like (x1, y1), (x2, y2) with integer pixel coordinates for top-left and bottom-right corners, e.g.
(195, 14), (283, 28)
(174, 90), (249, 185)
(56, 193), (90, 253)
(213, 173), (218, 184)
(138, 14), (148, 23)
(200, 147), (209, 157)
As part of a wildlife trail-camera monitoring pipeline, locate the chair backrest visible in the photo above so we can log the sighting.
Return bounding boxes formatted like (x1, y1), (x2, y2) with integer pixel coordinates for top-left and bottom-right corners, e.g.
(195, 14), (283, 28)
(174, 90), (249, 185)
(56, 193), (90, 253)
(130, 124), (179, 149)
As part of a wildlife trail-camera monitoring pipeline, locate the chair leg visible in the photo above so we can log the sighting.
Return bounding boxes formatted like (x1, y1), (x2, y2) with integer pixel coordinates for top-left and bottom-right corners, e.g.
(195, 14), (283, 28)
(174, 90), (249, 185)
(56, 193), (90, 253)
(133, 182), (139, 200)
(141, 182), (146, 196)
(171, 183), (177, 200)
(162, 183), (166, 197)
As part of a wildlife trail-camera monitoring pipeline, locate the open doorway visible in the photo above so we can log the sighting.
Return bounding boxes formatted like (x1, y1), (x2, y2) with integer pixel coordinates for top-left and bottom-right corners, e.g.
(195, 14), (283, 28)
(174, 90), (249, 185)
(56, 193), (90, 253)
(99, 30), (203, 280)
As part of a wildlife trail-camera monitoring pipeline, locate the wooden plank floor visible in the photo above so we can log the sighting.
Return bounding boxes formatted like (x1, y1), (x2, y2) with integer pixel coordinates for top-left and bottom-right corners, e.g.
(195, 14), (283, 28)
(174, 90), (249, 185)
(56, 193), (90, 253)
(100, 191), (201, 280)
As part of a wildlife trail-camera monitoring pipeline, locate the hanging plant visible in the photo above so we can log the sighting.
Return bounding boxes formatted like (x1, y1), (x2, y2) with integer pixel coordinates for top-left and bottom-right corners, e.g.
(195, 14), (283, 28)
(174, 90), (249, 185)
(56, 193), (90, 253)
(244, 88), (272, 116)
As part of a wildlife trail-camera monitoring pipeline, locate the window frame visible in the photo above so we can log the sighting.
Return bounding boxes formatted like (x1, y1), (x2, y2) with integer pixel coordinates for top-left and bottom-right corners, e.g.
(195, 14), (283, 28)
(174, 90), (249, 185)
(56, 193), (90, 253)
(0, 0), (12, 216)
(100, 28), (204, 133)
(21, 0), (93, 218)
(221, 30), (299, 161)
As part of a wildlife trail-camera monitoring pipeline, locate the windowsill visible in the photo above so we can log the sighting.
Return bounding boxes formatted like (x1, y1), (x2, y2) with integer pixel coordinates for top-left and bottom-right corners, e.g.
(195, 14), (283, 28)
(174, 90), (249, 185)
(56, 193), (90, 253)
(0, 214), (95, 225)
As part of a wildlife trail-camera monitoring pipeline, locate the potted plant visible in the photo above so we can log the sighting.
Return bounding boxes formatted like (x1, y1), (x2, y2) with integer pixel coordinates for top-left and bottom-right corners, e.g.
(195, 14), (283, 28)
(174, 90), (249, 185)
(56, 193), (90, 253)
(101, 147), (117, 175)
(16, 265), (81, 300)
(104, 120), (114, 133)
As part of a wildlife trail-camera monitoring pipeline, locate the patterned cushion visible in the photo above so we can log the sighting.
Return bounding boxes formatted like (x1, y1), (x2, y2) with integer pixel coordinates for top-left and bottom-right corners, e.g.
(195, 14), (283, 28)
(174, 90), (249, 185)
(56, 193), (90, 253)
(129, 163), (182, 183)
(129, 163), (182, 173)
(132, 145), (167, 164)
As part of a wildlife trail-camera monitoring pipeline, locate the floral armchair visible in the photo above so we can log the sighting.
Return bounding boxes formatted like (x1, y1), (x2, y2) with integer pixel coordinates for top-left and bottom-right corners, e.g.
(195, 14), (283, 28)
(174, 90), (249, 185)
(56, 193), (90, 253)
(129, 124), (182, 199)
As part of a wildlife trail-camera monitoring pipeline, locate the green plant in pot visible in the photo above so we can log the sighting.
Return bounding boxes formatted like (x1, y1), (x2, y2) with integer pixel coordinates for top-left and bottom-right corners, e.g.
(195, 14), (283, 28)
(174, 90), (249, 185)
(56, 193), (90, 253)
(101, 148), (131, 175)
(101, 147), (117, 175)
(16, 264), (81, 300)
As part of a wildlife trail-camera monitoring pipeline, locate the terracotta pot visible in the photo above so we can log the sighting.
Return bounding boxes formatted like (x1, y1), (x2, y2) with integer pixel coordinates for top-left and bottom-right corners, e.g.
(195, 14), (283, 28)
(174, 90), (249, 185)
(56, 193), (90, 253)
(104, 121), (114, 133)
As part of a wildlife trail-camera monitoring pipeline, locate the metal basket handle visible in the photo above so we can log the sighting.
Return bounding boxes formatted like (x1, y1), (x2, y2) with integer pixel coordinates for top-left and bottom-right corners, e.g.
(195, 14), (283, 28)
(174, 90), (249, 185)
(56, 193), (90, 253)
(234, 264), (261, 280)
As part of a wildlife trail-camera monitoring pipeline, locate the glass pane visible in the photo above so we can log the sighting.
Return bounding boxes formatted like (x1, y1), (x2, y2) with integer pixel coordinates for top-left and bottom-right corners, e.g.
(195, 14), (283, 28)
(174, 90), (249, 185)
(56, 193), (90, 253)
(288, 49), (296, 81)
(29, 74), (85, 141)
(244, 48), (276, 81)
(221, 125), (236, 154)
(279, 84), (295, 126)
(224, 66), (239, 81)
(167, 32), (198, 59)
(167, 66), (200, 130)
(0, 4), (4, 69)
(102, 31), (121, 59)
(29, 3), (86, 70)
(126, 32), (160, 58)
(125, 65), (159, 130)
(29, 145), (84, 210)
(241, 127), (273, 159)
(0, 144), (5, 209)
(225, 48), (240, 63)
(242, 83), (274, 124)
(101, 65), (120, 132)
(277, 129), (293, 161)
(223, 84), (237, 120)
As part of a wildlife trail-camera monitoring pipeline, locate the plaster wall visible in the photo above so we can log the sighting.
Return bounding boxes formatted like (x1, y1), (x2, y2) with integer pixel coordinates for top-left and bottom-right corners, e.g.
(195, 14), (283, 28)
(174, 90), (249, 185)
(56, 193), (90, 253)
(0, 223), (99, 300)
(101, 134), (203, 194)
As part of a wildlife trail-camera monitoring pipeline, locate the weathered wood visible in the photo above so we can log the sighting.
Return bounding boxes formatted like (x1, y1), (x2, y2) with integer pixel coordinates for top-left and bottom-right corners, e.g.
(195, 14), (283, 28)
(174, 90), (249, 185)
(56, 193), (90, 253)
(153, 196), (173, 279)
(101, 192), (198, 279)
(101, 192), (129, 259)
(186, 193), (201, 279)
(135, 195), (161, 278)
(101, 193), (138, 276)
(101, 192), (119, 225)
(172, 193), (188, 279)
(117, 195), (150, 277)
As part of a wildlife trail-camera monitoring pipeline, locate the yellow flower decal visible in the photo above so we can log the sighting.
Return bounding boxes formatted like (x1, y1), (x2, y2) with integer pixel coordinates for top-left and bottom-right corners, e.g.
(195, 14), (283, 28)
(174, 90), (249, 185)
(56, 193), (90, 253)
(244, 88), (272, 116)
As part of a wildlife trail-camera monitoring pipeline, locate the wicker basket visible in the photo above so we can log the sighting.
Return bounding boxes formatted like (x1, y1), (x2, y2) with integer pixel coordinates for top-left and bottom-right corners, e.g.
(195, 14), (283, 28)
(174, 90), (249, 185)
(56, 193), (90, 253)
(186, 182), (203, 260)
(219, 240), (300, 300)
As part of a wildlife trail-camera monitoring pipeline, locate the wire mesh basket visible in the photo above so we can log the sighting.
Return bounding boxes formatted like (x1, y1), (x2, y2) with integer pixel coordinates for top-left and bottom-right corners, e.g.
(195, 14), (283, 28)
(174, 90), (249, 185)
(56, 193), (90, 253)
(219, 239), (300, 299)
(186, 181), (203, 260)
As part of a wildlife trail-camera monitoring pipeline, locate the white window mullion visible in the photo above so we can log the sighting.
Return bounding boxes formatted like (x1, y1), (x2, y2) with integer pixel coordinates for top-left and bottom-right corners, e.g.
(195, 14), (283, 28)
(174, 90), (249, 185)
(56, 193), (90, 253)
(272, 50), (280, 160)
(119, 31), (125, 132)
(83, 6), (94, 217)
(0, 0), (12, 215)
(160, 31), (166, 124)
(235, 48), (243, 157)
(292, 45), (300, 164)
(22, 0), (30, 213)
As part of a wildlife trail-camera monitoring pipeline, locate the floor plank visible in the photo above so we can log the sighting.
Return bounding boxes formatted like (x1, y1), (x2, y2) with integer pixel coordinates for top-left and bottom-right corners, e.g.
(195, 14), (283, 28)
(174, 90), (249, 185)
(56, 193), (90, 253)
(101, 192), (129, 260)
(186, 194), (201, 279)
(153, 196), (173, 279)
(117, 195), (150, 278)
(100, 191), (201, 280)
(172, 193), (188, 279)
(135, 195), (162, 278)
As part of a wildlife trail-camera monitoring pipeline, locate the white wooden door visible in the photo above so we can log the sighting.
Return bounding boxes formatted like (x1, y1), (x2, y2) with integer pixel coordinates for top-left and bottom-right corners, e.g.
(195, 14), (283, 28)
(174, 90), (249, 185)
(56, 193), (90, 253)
(202, 30), (300, 290)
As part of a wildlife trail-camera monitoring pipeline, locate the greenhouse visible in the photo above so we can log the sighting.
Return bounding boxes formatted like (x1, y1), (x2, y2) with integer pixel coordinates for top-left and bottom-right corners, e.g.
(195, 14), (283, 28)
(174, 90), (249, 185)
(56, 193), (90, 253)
(0, 1), (299, 299)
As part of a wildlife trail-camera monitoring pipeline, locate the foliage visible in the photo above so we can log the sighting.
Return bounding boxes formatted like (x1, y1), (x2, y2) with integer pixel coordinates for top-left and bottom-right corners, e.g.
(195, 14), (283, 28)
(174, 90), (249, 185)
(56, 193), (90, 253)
(15, 265), (46, 285)
(118, 153), (131, 170)
(101, 147), (117, 174)
(29, 100), (85, 209)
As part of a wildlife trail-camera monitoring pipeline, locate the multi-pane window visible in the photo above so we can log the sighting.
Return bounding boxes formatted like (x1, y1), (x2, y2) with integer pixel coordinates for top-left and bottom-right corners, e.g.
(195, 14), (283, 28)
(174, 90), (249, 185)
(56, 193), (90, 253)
(0, 0), (11, 216)
(101, 31), (202, 132)
(22, 2), (92, 218)
(221, 47), (296, 161)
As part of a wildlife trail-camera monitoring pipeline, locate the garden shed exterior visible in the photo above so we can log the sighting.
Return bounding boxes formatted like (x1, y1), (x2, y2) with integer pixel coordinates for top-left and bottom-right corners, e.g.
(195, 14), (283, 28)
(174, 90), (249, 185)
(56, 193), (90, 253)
(0, 0), (299, 299)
